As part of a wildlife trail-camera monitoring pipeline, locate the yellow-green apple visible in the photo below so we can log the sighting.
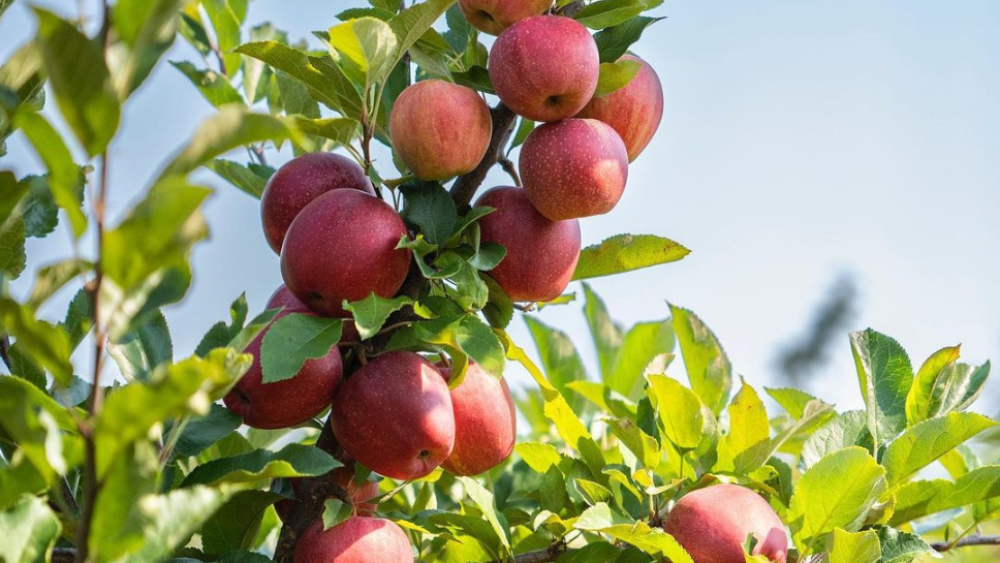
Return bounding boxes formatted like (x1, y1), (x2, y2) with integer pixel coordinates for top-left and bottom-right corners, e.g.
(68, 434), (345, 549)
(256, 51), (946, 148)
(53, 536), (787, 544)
(223, 311), (342, 429)
(260, 152), (373, 254)
(662, 484), (788, 563)
(577, 55), (664, 161)
(459, 0), (553, 35)
(475, 187), (580, 302)
(276, 466), (380, 521)
(294, 517), (413, 563)
(332, 351), (455, 480)
(489, 15), (599, 122)
(519, 118), (629, 220)
(390, 80), (492, 180)
(280, 190), (411, 318)
(441, 362), (516, 476)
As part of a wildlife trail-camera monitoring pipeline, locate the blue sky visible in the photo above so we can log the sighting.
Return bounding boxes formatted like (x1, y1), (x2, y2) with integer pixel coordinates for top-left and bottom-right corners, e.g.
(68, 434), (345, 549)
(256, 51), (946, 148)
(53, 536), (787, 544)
(2, 0), (999, 411)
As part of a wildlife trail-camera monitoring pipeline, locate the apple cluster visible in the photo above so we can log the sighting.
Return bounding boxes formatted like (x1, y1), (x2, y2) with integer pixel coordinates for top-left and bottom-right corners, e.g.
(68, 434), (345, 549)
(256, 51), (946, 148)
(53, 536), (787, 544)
(221, 5), (665, 562)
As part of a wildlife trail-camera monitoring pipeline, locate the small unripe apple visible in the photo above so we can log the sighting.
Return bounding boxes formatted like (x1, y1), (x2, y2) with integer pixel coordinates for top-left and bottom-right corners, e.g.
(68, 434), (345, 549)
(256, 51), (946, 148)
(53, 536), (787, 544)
(294, 517), (413, 563)
(489, 15), (599, 122)
(577, 55), (664, 162)
(276, 466), (380, 521)
(280, 190), (411, 318)
(441, 362), (516, 476)
(260, 152), (374, 254)
(458, 0), (553, 35)
(223, 311), (342, 429)
(390, 80), (492, 180)
(332, 351), (455, 481)
(475, 187), (580, 302)
(519, 118), (629, 220)
(662, 484), (788, 563)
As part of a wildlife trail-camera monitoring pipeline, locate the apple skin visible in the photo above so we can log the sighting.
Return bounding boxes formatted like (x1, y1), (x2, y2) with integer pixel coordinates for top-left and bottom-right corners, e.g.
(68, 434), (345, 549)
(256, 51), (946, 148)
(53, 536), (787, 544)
(280, 189), (411, 318)
(662, 484), (788, 563)
(440, 362), (517, 476)
(489, 15), (599, 122)
(519, 118), (629, 221)
(276, 467), (380, 522)
(294, 517), (413, 563)
(332, 351), (455, 481)
(458, 0), (553, 35)
(223, 311), (342, 430)
(577, 55), (664, 162)
(267, 285), (361, 344)
(475, 187), (580, 302)
(390, 80), (492, 181)
(260, 152), (374, 254)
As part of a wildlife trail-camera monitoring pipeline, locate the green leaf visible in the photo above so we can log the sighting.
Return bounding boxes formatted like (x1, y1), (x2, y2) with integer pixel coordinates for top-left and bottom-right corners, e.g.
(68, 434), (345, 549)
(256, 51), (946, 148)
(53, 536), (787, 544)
(575, 0), (648, 30)
(183, 443), (340, 486)
(260, 313), (342, 383)
(646, 374), (704, 450)
(388, 0), (457, 73)
(294, 117), (361, 147)
(61, 287), (94, 349)
(606, 319), (674, 399)
(0, 296), (73, 384)
(889, 466), (1000, 524)
(0, 207), (25, 279)
(594, 59), (643, 97)
(765, 387), (819, 419)
(344, 293), (413, 340)
(17, 175), (59, 239)
(14, 112), (87, 236)
(670, 304), (732, 414)
(172, 403), (242, 458)
(171, 61), (244, 107)
(850, 329), (914, 450)
(401, 181), (458, 245)
(525, 315), (587, 410)
(228, 308), (281, 353)
(715, 380), (770, 474)
(800, 410), (873, 468)
(206, 158), (270, 199)
(788, 447), (888, 555)
(108, 309), (173, 382)
(872, 526), (937, 563)
(451, 65), (494, 95)
(202, 490), (284, 555)
(607, 417), (661, 469)
(906, 345), (988, 425)
(594, 16), (664, 63)
(161, 106), (305, 178)
(329, 17), (398, 87)
(235, 41), (363, 118)
(514, 442), (562, 474)
(25, 258), (91, 309)
(828, 528), (881, 563)
(767, 398), (834, 458)
(194, 293), (249, 357)
(202, 0), (243, 76)
(881, 412), (995, 487)
(459, 476), (511, 550)
(572, 234), (689, 281)
(33, 8), (120, 156)
(583, 283), (624, 381)
(322, 498), (355, 530)
(576, 503), (694, 562)
(51, 375), (91, 407)
(412, 314), (505, 379)
(0, 496), (61, 563)
(111, 0), (184, 95)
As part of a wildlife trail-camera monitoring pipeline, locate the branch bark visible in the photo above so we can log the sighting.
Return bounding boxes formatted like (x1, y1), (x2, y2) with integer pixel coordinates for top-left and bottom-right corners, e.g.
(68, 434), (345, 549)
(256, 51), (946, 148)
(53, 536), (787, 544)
(933, 534), (1000, 551)
(450, 102), (517, 207)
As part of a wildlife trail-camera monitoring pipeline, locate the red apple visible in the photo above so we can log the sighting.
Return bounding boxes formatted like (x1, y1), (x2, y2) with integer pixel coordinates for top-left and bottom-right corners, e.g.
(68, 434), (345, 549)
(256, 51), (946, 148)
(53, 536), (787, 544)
(276, 467), (380, 521)
(519, 118), (629, 220)
(332, 351), (455, 480)
(662, 484), (788, 563)
(260, 152), (374, 254)
(280, 190), (411, 318)
(488, 15), (599, 122)
(390, 80), (492, 180)
(577, 55), (664, 162)
(294, 517), (413, 563)
(441, 362), (516, 476)
(223, 311), (342, 429)
(475, 187), (580, 302)
(459, 0), (553, 35)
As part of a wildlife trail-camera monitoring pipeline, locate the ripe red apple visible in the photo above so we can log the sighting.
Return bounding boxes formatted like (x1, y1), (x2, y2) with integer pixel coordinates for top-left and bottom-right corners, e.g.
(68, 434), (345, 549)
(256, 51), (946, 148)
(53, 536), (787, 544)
(489, 15), (599, 122)
(280, 189), (411, 318)
(294, 517), (413, 563)
(260, 152), (374, 254)
(440, 362), (516, 476)
(223, 311), (342, 429)
(390, 80), (492, 180)
(577, 55), (664, 162)
(276, 467), (380, 522)
(519, 118), (628, 221)
(662, 484), (788, 563)
(475, 187), (580, 302)
(332, 351), (455, 480)
(458, 0), (553, 35)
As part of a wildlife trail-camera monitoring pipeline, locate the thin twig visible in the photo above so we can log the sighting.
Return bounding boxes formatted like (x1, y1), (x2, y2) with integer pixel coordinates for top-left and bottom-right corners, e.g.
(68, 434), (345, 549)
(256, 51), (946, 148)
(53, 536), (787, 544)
(933, 535), (1000, 551)
(0, 334), (11, 371)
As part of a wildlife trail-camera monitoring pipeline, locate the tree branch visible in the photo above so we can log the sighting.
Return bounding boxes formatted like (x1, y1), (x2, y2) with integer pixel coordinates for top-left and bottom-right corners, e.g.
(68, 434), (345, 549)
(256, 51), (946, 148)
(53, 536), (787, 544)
(487, 545), (571, 563)
(0, 334), (11, 371)
(450, 103), (517, 207)
(52, 548), (75, 563)
(933, 534), (1000, 551)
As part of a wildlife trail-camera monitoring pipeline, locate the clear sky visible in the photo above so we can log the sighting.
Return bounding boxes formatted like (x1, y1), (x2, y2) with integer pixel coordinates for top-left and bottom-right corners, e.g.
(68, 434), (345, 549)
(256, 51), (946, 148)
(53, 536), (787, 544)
(2, 0), (999, 412)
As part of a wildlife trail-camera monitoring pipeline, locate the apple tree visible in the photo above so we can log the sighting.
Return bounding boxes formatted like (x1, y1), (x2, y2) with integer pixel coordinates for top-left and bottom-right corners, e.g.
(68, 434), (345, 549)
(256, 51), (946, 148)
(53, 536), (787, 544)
(0, 1), (998, 562)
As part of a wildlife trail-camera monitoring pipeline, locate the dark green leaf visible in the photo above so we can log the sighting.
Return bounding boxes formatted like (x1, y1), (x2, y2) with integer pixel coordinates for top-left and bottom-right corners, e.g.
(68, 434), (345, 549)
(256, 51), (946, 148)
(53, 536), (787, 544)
(171, 61), (245, 107)
(594, 16), (664, 63)
(207, 159), (270, 199)
(195, 293), (249, 357)
(573, 234), (689, 281)
(401, 181), (458, 245)
(61, 287), (94, 348)
(260, 313), (342, 383)
(872, 526), (935, 563)
(0, 296), (73, 384)
(182, 443), (340, 486)
(482, 275), (513, 329)
(14, 112), (87, 236)
(850, 329), (913, 450)
(173, 403), (243, 458)
(0, 208), (25, 279)
(344, 293), (413, 340)
(800, 410), (873, 468)
(508, 117), (534, 154)
(202, 490), (284, 554)
(108, 310), (173, 382)
(575, 0), (648, 30)
(388, 0), (458, 73)
(451, 65), (494, 94)
(17, 175), (59, 239)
